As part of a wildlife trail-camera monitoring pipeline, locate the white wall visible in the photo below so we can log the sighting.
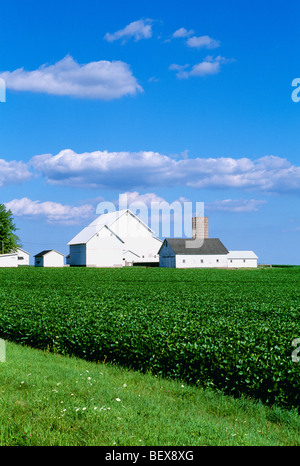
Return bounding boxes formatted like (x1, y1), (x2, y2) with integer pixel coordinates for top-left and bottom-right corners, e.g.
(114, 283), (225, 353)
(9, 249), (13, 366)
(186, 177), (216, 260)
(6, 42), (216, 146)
(43, 251), (64, 267)
(86, 227), (124, 267)
(17, 249), (30, 266)
(0, 253), (18, 268)
(110, 211), (161, 263)
(176, 254), (228, 268)
(228, 258), (257, 268)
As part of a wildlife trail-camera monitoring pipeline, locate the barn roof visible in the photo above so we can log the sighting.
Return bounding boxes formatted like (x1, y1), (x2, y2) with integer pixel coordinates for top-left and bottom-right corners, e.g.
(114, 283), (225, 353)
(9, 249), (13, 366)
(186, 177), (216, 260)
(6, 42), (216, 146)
(34, 250), (64, 257)
(68, 209), (157, 246)
(68, 210), (124, 245)
(227, 250), (258, 259)
(160, 238), (229, 255)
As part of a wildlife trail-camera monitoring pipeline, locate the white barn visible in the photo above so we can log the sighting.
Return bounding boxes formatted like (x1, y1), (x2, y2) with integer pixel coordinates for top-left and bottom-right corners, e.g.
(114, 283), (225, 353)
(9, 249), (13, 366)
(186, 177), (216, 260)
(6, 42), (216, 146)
(0, 253), (18, 268)
(68, 209), (162, 267)
(34, 250), (65, 267)
(16, 248), (30, 266)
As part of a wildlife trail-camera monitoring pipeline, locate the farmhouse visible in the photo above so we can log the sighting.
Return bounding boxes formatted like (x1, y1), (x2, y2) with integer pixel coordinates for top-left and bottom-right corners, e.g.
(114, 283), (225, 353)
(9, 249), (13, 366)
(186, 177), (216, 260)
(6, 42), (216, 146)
(67, 209), (162, 267)
(159, 216), (258, 268)
(34, 250), (65, 267)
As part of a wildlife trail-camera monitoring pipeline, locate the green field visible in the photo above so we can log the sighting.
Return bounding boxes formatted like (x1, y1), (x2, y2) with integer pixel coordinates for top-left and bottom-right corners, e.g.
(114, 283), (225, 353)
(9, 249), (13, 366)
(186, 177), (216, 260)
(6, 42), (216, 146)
(1, 340), (300, 446)
(0, 266), (299, 411)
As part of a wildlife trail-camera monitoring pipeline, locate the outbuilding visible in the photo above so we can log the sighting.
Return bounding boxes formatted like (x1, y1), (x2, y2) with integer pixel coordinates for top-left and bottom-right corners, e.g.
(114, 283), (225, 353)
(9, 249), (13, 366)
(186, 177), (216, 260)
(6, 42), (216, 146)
(16, 248), (30, 266)
(34, 250), (64, 267)
(0, 253), (18, 268)
(227, 250), (258, 268)
(159, 237), (229, 268)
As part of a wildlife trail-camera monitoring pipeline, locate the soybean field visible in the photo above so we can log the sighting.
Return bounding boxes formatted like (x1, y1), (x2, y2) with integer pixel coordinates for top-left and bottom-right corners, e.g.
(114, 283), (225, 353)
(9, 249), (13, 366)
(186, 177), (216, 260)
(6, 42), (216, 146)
(0, 266), (299, 409)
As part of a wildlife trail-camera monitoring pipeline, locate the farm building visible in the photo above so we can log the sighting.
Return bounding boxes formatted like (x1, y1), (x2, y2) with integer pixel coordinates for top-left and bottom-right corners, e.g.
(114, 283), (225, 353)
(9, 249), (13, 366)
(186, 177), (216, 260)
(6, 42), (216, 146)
(16, 248), (30, 266)
(227, 250), (258, 268)
(159, 216), (258, 268)
(34, 250), (65, 267)
(0, 253), (18, 267)
(159, 238), (229, 268)
(67, 209), (162, 267)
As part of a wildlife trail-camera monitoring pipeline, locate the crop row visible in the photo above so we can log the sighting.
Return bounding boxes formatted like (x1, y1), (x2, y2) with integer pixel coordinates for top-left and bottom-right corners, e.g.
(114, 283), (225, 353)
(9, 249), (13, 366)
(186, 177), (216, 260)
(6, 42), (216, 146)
(0, 266), (299, 409)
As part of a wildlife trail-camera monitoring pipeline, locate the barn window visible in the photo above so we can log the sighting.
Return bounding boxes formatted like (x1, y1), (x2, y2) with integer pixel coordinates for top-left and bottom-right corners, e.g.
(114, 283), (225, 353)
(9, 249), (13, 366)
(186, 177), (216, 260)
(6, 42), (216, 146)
(243, 259), (246, 263)
(18, 257), (24, 260)
(201, 259), (203, 263)
(182, 259), (185, 263)
(216, 259), (219, 263)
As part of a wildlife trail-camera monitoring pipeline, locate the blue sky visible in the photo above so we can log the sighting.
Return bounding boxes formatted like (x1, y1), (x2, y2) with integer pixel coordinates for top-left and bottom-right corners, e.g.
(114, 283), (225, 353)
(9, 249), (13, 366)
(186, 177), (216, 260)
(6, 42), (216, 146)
(1, 0), (300, 264)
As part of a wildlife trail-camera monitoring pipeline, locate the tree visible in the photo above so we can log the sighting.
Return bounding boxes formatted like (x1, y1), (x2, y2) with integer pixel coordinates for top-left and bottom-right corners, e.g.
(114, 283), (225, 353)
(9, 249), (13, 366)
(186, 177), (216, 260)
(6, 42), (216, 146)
(0, 204), (22, 254)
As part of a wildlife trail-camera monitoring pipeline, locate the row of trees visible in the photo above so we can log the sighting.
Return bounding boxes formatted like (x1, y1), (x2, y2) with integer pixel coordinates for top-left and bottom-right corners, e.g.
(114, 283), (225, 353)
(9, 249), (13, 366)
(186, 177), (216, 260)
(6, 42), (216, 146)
(0, 204), (21, 254)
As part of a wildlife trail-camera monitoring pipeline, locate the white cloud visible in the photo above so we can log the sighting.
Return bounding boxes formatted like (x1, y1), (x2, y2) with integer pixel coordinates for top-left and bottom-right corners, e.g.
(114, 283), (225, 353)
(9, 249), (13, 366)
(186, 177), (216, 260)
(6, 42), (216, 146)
(29, 149), (300, 195)
(172, 27), (195, 38)
(118, 191), (166, 207)
(104, 19), (153, 43)
(0, 55), (143, 100)
(186, 35), (220, 49)
(171, 56), (230, 79)
(5, 198), (94, 224)
(206, 199), (267, 213)
(30, 149), (173, 189)
(169, 63), (190, 71)
(0, 158), (33, 186)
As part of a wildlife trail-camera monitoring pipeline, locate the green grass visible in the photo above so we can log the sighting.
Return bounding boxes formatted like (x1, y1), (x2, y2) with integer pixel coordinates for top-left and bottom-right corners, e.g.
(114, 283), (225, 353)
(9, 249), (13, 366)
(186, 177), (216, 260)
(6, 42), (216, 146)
(0, 341), (299, 446)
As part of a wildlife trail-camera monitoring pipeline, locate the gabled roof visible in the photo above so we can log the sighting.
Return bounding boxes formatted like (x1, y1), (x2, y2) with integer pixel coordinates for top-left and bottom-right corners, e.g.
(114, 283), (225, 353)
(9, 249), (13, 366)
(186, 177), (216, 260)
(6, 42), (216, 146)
(68, 209), (156, 246)
(159, 238), (229, 255)
(34, 250), (64, 257)
(17, 248), (30, 255)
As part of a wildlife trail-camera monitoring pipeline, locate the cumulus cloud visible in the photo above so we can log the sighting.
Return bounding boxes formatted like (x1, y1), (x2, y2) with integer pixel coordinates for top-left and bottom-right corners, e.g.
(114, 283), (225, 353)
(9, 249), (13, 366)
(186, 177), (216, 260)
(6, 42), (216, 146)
(172, 27), (195, 38)
(186, 35), (220, 49)
(5, 198), (94, 224)
(30, 149), (173, 190)
(0, 55), (143, 100)
(0, 158), (33, 187)
(29, 149), (300, 195)
(104, 19), (153, 43)
(171, 56), (231, 79)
